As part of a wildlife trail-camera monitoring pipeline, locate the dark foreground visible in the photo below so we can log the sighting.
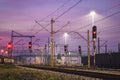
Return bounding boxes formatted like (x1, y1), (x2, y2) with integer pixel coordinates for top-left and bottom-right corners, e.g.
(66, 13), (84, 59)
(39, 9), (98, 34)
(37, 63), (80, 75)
(0, 64), (101, 80)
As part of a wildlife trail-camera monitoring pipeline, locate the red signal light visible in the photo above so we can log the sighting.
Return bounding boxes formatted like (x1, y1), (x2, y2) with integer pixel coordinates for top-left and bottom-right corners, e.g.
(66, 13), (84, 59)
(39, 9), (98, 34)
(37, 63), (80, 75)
(93, 31), (96, 34)
(92, 26), (97, 39)
(7, 42), (12, 49)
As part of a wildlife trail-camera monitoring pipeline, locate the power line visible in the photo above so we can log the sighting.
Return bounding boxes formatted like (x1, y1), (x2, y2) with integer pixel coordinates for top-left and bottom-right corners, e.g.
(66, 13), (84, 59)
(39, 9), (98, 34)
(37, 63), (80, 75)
(51, 3), (120, 35)
(95, 11), (120, 24)
(102, 3), (120, 13)
(33, 0), (71, 34)
(70, 10), (120, 32)
(69, 31), (87, 41)
(70, 3), (120, 25)
(55, 21), (70, 33)
(34, 23), (50, 35)
(52, 0), (82, 35)
(99, 24), (120, 33)
(55, 0), (82, 20)
(60, 3), (120, 33)
(34, 0), (82, 35)
(39, 0), (71, 21)
(35, 20), (50, 33)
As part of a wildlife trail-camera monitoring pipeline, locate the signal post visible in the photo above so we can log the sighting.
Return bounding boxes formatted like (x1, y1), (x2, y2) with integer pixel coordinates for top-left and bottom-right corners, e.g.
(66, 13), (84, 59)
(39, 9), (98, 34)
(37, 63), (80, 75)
(92, 26), (97, 68)
(7, 42), (12, 63)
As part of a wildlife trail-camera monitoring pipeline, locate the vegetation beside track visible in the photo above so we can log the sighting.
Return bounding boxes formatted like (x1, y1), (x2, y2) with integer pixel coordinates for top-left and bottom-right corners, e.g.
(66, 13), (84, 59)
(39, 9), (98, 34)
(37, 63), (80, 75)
(21, 65), (120, 80)
(0, 64), (84, 80)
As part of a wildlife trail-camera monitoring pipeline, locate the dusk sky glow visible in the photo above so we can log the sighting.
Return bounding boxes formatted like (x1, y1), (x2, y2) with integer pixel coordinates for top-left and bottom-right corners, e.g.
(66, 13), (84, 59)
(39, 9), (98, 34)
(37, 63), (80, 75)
(0, 0), (120, 54)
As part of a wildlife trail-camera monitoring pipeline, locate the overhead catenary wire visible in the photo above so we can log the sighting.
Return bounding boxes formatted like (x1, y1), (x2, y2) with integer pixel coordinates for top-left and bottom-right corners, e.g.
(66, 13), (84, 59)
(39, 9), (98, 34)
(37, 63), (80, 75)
(54, 10), (120, 53)
(31, 0), (71, 33)
(57, 3), (120, 33)
(55, 21), (70, 33)
(99, 24), (120, 33)
(71, 3), (120, 24)
(33, 0), (71, 34)
(35, 20), (50, 33)
(39, 0), (71, 22)
(34, 0), (120, 47)
(70, 10), (120, 32)
(68, 31), (87, 41)
(55, 0), (82, 20)
(102, 3), (120, 13)
(34, 0), (82, 35)
(52, 3), (120, 35)
(34, 23), (50, 35)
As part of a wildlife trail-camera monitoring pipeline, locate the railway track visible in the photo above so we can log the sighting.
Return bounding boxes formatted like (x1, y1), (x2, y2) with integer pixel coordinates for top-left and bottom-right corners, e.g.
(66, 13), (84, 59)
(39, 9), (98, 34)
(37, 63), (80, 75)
(20, 65), (120, 80)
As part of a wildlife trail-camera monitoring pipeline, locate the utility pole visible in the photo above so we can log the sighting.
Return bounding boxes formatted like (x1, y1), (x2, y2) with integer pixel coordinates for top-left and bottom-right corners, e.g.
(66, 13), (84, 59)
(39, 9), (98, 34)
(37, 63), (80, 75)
(87, 30), (90, 68)
(48, 37), (50, 65)
(51, 18), (55, 67)
(45, 44), (47, 65)
(118, 43), (120, 53)
(98, 37), (100, 54)
(105, 43), (107, 53)
(11, 30), (14, 63)
(29, 38), (32, 65)
(93, 40), (96, 68)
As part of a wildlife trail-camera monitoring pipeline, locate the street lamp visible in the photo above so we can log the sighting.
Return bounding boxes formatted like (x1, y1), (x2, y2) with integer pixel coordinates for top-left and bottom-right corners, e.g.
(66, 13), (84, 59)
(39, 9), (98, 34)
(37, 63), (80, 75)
(1, 49), (4, 64)
(64, 33), (69, 65)
(90, 11), (96, 26)
(64, 33), (68, 45)
(1, 49), (4, 56)
(5, 50), (8, 56)
(69, 52), (71, 64)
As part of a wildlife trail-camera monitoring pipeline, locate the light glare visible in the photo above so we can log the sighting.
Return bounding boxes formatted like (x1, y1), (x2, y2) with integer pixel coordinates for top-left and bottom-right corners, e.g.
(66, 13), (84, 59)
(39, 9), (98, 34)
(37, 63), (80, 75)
(90, 11), (96, 16)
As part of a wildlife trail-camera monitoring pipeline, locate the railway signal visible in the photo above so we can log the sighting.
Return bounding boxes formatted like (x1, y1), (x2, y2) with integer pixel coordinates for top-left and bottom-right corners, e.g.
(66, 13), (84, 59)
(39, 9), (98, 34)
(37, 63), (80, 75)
(28, 42), (32, 49)
(7, 42), (12, 49)
(92, 25), (97, 68)
(64, 45), (68, 53)
(78, 45), (81, 55)
(92, 26), (97, 39)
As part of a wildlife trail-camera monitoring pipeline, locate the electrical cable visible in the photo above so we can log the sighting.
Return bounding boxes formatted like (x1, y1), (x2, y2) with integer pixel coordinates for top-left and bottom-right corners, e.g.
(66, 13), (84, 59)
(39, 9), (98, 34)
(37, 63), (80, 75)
(33, 0), (71, 34)
(99, 24), (120, 33)
(35, 20), (50, 33)
(55, 0), (82, 20)
(70, 10), (120, 32)
(59, 3), (120, 33)
(34, 0), (82, 35)
(52, 3), (120, 38)
(55, 21), (70, 33)
(39, 0), (71, 22)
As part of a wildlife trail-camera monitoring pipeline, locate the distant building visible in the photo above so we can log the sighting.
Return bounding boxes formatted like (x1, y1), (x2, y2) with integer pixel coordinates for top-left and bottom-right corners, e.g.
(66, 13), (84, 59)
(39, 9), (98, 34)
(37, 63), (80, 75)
(56, 51), (82, 66)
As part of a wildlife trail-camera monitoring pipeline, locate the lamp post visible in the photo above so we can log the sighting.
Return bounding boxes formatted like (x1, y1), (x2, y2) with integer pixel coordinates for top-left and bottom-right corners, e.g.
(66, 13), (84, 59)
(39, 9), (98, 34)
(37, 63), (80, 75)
(1, 49), (4, 56)
(90, 11), (96, 68)
(64, 33), (68, 65)
(90, 11), (96, 26)
(5, 50), (8, 56)
(64, 33), (68, 45)
(1, 49), (4, 64)
(69, 52), (71, 65)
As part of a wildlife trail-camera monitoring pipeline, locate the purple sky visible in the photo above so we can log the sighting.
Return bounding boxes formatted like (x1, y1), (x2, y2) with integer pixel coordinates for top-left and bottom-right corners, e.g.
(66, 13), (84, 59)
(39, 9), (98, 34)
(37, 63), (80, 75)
(0, 0), (120, 54)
